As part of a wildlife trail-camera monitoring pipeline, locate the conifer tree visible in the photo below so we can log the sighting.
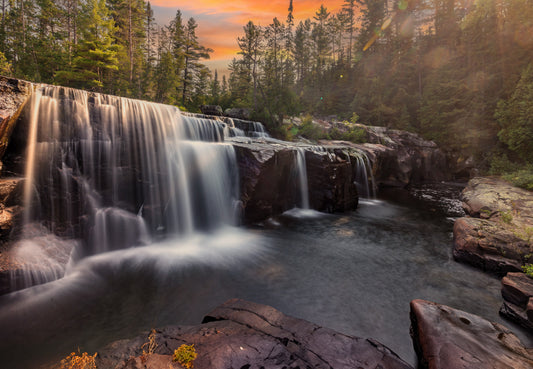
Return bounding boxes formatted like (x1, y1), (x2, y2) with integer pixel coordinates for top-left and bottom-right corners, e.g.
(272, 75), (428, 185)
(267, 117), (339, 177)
(55, 0), (119, 91)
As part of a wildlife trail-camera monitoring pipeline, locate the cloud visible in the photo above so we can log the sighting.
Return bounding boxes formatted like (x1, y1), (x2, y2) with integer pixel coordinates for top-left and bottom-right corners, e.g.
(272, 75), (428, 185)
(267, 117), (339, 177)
(150, 0), (344, 63)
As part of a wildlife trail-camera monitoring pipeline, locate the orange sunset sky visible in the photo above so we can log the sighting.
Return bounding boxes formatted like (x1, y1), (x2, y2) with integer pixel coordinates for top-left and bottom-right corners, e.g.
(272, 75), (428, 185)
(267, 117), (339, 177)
(150, 0), (345, 72)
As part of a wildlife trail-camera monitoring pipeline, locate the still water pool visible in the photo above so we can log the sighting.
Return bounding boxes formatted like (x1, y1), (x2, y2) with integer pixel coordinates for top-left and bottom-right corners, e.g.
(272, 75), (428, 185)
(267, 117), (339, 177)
(0, 187), (530, 367)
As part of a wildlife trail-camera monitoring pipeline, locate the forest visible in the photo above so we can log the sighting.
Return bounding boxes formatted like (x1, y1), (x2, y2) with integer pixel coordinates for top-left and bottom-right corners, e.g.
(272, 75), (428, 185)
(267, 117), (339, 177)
(0, 0), (532, 175)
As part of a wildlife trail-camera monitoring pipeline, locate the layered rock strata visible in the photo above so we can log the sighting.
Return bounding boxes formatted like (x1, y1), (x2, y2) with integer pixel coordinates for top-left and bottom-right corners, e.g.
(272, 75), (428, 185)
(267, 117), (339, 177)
(453, 177), (533, 274)
(410, 299), (533, 369)
(96, 298), (413, 369)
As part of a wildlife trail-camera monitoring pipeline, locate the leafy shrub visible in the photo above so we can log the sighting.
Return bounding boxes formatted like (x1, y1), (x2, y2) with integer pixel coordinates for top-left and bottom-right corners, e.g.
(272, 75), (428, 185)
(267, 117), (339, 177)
(350, 112), (359, 124)
(59, 351), (97, 369)
(503, 169), (533, 191)
(298, 115), (327, 141)
(522, 264), (533, 278)
(173, 344), (197, 368)
(343, 125), (367, 143)
(488, 154), (522, 175)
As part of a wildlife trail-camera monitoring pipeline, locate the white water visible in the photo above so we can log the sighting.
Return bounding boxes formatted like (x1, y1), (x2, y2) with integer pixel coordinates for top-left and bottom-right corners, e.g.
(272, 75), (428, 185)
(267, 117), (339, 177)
(11, 86), (266, 290)
(353, 151), (375, 198)
(295, 148), (310, 209)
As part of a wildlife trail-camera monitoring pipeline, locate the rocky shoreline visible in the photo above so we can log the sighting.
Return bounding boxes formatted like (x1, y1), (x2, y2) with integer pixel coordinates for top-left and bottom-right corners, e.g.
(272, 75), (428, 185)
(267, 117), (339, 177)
(91, 297), (533, 369)
(452, 177), (533, 333)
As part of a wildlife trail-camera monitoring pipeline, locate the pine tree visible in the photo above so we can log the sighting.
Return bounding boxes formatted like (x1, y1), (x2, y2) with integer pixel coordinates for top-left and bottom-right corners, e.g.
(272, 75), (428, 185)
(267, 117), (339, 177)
(342, 0), (357, 64)
(55, 0), (120, 91)
(180, 17), (212, 107)
(237, 20), (261, 109)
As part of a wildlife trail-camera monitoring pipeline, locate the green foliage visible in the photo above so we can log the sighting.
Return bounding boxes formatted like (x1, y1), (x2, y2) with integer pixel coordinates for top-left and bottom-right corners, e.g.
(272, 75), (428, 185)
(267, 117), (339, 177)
(298, 115), (326, 141)
(496, 64), (533, 163)
(522, 264), (533, 278)
(500, 211), (513, 224)
(488, 154), (522, 175)
(350, 112), (359, 124)
(343, 125), (367, 143)
(503, 169), (533, 191)
(0, 51), (11, 75)
(173, 344), (197, 369)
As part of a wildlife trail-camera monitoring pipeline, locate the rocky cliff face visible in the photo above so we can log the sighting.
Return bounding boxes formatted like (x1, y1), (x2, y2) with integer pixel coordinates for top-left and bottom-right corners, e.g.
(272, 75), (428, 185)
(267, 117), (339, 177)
(319, 125), (450, 189)
(232, 140), (359, 223)
(0, 76), (32, 166)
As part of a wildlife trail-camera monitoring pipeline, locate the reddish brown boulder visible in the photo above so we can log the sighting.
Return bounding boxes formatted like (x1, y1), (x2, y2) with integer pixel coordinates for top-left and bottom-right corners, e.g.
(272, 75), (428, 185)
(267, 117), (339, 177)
(453, 217), (526, 274)
(410, 299), (533, 369)
(500, 272), (533, 331)
(97, 299), (413, 369)
(453, 177), (533, 274)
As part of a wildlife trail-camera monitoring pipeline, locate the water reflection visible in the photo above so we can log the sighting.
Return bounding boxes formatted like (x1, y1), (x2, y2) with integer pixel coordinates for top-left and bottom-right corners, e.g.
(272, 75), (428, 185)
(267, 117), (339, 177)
(0, 193), (530, 368)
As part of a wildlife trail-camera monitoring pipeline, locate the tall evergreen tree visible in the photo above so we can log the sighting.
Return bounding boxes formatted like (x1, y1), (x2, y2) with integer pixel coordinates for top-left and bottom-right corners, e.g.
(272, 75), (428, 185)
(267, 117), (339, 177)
(181, 17), (212, 107)
(55, 0), (119, 91)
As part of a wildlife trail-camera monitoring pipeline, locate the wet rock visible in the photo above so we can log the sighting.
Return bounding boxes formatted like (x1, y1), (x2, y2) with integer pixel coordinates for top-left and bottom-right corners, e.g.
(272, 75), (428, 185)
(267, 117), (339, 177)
(97, 298), (413, 369)
(410, 299), (533, 369)
(453, 177), (533, 274)
(233, 142), (357, 223)
(320, 124), (449, 189)
(500, 272), (533, 331)
(305, 149), (358, 212)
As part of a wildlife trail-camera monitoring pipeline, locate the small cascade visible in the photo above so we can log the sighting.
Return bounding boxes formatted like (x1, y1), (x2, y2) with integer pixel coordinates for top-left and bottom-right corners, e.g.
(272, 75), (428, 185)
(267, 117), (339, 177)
(248, 122), (269, 138)
(295, 148), (310, 209)
(229, 118), (270, 138)
(12, 86), (240, 289)
(353, 151), (376, 199)
(222, 117), (246, 137)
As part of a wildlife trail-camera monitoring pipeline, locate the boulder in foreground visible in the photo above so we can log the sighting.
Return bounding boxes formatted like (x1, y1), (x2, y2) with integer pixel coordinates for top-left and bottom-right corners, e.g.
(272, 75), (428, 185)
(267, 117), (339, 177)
(410, 299), (533, 369)
(500, 272), (533, 331)
(97, 298), (412, 369)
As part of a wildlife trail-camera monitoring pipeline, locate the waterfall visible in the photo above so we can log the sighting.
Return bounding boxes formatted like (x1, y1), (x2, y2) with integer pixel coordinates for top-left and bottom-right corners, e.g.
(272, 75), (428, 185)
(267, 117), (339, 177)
(295, 148), (310, 209)
(353, 152), (375, 199)
(11, 86), (240, 289)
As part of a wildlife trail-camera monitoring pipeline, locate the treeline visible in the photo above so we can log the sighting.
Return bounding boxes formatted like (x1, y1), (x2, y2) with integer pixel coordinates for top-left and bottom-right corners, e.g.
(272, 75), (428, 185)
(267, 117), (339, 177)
(0, 0), (212, 109)
(222, 0), (533, 168)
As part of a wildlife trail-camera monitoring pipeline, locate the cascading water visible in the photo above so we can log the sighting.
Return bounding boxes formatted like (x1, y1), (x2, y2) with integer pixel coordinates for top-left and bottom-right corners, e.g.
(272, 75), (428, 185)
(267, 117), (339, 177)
(353, 151), (375, 199)
(295, 148), (310, 209)
(11, 86), (242, 290)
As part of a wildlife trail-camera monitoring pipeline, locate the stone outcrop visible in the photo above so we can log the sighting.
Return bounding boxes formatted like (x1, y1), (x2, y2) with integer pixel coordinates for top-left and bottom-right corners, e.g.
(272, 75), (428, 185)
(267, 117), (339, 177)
(320, 125), (449, 189)
(97, 298), (412, 369)
(0, 76), (33, 166)
(500, 272), (533, 331)
(410, 299), (533, 369)
(233, 141), (358, 223)
(453, 177), (533, 274)
(453, 217), (526, 274)
(0, 177), (25, 295)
